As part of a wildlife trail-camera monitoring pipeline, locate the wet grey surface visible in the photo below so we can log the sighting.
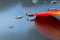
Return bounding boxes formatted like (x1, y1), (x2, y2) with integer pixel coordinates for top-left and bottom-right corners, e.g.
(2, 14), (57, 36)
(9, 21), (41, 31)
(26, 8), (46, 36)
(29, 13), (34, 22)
(0, 0), (60, 40)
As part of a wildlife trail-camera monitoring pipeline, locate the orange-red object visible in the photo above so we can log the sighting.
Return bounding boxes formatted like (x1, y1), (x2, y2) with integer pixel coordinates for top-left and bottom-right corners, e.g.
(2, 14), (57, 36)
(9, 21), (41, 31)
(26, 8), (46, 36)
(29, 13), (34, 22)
(34, 10), (60, 16)
(34, 10), (60, 40)
(35, 16), (60, 40)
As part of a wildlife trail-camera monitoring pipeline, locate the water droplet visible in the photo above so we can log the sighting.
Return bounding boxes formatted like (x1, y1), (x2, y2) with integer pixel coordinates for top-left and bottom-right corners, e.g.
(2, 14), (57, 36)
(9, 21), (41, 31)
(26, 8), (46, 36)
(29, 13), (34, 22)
(15, 16), (23, 19)
(27, 17), (36, 22)
(32, 0), (39, 4)
(48, 8), (57, 11)
(8, 25), (14, 29)
(50, 1), (57, 4)
(26, 13), (34, 17)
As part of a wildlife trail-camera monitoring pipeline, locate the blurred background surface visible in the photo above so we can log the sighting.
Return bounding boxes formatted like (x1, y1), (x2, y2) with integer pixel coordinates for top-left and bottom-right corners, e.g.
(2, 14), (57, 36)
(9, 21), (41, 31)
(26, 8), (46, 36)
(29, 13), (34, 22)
(0, 0), (60, 40)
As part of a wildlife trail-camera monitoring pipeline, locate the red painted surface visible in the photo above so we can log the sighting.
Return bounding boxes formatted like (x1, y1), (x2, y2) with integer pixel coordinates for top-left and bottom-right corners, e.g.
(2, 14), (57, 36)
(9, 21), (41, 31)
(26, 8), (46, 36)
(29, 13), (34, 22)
(34, 16), (60, 40)
(34, 10), (60, 16)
